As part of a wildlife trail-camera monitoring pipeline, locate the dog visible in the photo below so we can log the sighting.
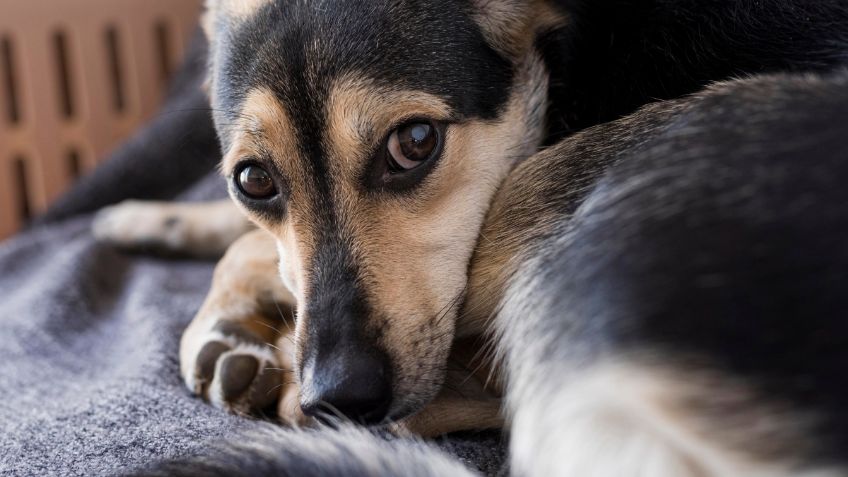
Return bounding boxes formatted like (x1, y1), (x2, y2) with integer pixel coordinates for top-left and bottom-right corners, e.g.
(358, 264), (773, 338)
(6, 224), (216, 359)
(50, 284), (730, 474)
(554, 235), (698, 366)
(95, 0), (848, 474)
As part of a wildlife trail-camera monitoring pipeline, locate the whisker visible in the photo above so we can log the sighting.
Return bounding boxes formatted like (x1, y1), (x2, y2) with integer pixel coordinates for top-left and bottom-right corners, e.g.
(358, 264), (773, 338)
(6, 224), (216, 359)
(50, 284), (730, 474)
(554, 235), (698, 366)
(265, 341), (283, 352)
(316, 400), (353, 425)
(434, 285), (466, 328)
(265, 381), (295, 396)
(254, 319), (283, 335)
(273, 300), (295, 334)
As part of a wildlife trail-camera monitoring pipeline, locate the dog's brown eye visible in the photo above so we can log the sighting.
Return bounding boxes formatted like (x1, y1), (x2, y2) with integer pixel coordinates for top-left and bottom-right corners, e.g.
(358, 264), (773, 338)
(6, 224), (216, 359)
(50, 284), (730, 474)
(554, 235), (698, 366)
(236, 164), (277, 199)
(387, 121), (440, 172)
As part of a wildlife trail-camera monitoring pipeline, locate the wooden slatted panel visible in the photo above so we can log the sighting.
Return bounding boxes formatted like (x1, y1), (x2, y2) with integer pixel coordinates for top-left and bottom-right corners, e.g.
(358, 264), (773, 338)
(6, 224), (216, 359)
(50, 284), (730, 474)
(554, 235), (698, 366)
(0, 0), (203, 239)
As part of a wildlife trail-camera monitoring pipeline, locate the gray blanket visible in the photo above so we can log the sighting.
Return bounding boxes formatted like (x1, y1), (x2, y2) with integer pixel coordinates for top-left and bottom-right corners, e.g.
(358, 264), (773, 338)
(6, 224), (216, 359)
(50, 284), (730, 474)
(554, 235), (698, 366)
(0, 32), (504, 477)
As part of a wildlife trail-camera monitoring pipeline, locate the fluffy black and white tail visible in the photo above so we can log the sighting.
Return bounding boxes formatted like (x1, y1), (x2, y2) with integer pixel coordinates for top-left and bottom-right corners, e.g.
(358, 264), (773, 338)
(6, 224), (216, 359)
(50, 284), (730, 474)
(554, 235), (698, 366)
(131, 424), (482, 477)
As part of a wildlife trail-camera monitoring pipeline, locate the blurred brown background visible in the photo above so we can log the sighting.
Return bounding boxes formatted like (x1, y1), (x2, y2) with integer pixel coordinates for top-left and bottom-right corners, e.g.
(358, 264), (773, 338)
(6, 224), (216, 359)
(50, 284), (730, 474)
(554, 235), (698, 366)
(0, 0), (203, 239)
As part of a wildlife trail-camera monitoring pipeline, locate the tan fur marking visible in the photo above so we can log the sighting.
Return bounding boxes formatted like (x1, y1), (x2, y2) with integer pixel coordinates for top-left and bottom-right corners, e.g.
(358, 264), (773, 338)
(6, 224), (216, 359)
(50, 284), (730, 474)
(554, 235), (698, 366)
(220, 87), (321, 281)
(220, 88), (298, 179)
(471, 0), (569, 57)
(325, 76), (454, 178)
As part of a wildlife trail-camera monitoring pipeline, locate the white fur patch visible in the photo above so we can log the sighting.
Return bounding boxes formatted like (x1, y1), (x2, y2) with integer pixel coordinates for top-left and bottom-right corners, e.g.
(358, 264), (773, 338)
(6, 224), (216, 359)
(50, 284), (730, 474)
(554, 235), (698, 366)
(208, 0), (271, 18)
(276, 240), (301, 300)
(509, 362), (841, 477)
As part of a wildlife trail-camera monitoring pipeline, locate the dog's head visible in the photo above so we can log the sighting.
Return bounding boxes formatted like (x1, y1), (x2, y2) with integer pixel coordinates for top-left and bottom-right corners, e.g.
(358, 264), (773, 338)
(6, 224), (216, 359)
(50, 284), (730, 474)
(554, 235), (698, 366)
(204, 0), (561, 424)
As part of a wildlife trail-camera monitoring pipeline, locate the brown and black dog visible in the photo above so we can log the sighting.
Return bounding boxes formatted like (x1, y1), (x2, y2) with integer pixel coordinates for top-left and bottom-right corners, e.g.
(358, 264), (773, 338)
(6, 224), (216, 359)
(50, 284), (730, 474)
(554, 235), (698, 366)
(96, 1), (848, 475)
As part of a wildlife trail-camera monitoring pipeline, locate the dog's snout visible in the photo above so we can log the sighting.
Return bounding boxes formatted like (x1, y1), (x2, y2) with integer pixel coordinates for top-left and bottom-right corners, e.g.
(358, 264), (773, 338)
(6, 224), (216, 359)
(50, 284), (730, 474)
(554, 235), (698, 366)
(301, 348), (392, 424)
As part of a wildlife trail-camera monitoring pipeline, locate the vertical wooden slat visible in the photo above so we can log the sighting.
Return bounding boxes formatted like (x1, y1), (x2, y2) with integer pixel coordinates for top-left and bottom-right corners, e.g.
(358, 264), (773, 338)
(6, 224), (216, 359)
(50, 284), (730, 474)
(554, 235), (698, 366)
(153, 18), (175, 90)
(1, 36), (21, 125)
(13, 31), (47, 213)
(130, 13), (165, 123)
(0, 33), (18, 237)
(71, 17), (112, 170)
(22, 27), (73, 211)
(0, 162), (18, 238)
(0, 145), (19, 239)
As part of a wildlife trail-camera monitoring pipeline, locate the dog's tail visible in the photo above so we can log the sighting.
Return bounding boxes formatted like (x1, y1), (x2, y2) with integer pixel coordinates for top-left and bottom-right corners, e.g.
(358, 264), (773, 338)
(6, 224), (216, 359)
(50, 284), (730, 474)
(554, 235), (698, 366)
(127, 424), (479, 477)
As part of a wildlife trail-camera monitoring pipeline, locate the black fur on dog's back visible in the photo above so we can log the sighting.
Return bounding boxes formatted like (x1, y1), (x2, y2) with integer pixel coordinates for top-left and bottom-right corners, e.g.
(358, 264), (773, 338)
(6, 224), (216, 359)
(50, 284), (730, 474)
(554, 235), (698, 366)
(541, 0), (848, 140)
(496, 70), (848, 474)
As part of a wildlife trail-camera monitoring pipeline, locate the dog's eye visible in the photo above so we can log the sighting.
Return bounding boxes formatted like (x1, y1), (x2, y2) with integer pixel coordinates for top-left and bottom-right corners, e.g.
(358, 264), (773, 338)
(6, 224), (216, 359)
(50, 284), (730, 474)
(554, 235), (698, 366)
(387, 121), (440, 172)
(369, 120), (445, 190)
(236, 164), (277, 199)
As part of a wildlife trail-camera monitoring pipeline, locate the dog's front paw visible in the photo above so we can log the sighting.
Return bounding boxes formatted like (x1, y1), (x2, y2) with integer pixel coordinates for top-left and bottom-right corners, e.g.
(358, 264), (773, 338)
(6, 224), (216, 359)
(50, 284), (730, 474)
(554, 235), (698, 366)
(93, 200), (189, 252)
(92, 199), (250, 257)
(183, 321), (290, 417)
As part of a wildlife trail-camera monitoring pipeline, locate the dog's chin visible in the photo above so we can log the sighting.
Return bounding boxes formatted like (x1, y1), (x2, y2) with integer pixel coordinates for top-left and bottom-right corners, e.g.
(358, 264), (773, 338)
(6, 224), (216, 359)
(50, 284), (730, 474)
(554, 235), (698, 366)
(384, 375), (448, 424)
(384, 401), (424, 424)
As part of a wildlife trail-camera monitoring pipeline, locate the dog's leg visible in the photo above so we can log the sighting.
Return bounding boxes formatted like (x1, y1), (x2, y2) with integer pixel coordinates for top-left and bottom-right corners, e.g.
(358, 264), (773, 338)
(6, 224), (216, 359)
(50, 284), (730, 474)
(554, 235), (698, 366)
(395, 396), (503, 438)
(396, 366), (503, 437)
(393, 339), (504, 437)
(180, 229), (305, 424)
(93, 199), (252, 257)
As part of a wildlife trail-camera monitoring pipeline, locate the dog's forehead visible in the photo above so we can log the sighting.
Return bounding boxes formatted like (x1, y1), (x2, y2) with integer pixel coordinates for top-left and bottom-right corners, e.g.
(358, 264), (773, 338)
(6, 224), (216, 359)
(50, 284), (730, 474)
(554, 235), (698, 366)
(214, 0), (513, 133)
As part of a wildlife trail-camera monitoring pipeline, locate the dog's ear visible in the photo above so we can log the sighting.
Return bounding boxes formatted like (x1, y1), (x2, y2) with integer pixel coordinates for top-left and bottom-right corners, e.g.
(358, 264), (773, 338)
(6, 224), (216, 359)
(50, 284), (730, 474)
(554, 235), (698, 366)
(471, 0), (567, 57)
(201, 0), (270, 94)
(201, 4), (215, 42)
(202, 0), (270, 39)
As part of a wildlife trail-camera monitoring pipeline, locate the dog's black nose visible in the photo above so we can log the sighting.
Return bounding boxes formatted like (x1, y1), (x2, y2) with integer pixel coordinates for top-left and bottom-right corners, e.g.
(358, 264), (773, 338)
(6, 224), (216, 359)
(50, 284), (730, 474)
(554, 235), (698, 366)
(301, 349), (392, 425)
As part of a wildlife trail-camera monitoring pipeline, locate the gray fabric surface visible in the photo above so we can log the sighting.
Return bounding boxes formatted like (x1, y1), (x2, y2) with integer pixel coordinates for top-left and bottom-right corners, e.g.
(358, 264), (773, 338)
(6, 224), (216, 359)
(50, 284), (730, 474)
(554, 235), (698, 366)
(0, 30), (505, 477)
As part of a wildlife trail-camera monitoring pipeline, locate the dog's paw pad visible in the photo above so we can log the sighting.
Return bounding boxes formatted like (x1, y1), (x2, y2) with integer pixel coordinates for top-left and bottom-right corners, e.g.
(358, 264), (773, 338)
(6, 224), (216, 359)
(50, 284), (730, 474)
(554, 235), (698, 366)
(220, 354), (260, 401)
(186, 324), (286, 416)
(192, 340), (230, 394)
(250, 365), (284, 411)
(208, 348), (283, 414)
